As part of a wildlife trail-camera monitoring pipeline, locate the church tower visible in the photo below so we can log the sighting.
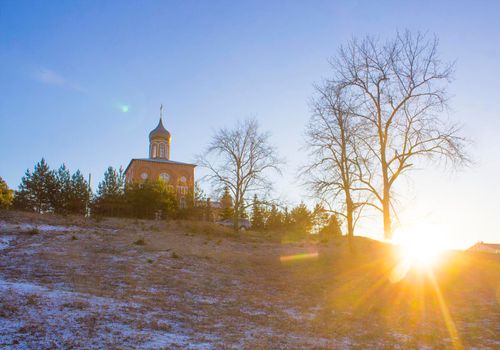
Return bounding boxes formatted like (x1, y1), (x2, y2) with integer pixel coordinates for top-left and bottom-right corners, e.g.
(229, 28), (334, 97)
(149, 106), (171, 160)
(124, 105), (196, 209)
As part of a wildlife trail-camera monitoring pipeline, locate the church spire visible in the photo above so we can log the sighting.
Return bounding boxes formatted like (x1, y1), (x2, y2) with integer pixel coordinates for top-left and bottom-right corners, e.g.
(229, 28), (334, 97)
(149, 105), (171, 160)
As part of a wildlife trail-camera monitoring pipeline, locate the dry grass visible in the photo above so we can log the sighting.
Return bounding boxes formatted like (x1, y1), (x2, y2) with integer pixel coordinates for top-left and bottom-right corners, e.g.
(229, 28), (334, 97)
(0, 210), (499, 349)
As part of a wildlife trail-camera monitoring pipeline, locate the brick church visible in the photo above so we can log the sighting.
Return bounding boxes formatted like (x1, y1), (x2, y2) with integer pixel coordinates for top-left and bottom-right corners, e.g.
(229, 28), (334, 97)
(124, 108), (196, 208)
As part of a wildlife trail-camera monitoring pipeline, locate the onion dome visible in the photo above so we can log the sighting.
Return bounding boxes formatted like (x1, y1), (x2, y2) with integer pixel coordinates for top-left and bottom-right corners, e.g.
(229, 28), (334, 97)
(149, 118), (171, 141)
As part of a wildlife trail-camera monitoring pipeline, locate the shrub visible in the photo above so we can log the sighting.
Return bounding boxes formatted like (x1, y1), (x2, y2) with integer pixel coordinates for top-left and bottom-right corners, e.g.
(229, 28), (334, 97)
(0, 176), (13, 209)
(133, 238), (145, 246)
(27, 228), (40, 235)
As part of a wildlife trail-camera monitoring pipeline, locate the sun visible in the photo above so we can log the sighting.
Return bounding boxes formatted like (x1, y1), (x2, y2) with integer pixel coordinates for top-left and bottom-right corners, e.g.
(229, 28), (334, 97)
(391, 223), (447, 268)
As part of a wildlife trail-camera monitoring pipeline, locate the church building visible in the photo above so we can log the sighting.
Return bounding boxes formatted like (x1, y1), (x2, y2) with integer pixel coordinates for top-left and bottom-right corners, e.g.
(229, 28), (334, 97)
(124, 109), (196, 208)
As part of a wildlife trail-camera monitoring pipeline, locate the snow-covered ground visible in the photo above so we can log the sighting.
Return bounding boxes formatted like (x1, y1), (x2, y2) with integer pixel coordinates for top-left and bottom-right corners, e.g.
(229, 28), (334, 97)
(0, 212), (498, 349)
(0, 278), (215, 349)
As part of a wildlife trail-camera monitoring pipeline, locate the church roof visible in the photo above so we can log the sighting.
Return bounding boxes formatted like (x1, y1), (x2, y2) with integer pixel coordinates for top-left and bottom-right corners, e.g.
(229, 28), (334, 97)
(149, 118), (171, 140)
(124, 158), (196, 175)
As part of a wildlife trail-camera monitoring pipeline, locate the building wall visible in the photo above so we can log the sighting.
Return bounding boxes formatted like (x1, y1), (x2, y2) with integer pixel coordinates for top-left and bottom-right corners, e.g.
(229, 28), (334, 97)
(125, 160), (195, 206)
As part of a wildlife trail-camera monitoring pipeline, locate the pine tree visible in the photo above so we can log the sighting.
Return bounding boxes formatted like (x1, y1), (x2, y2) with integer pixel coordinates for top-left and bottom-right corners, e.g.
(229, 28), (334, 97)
(266, 204), (282, 231)
(320, 214), (343, 237)
(290, 203), (313, 235)
(220, 186), (234, 220)
(14, 158), (56, 213)
(93, 166), (126, 216)
(53, 164), (71, 214)
(251, 194), (264, 230)
(238, 199), (247, 219)
(125, 180), (178, 219)
(311, 204), (329, 234)
(97, 166), (125, 198)
(0, 176), (13, 209)
(205, 198), (213, 222)
(68, 170), (90, 215)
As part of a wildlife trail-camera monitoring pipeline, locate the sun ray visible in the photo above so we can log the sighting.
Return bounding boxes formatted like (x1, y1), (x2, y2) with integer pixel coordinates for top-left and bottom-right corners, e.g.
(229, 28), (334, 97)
(427, 269), (463, 350)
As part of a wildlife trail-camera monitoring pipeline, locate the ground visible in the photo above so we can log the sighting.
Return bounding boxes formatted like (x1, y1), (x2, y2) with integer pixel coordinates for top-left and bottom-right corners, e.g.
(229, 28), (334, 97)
(0, 211), (498, 349)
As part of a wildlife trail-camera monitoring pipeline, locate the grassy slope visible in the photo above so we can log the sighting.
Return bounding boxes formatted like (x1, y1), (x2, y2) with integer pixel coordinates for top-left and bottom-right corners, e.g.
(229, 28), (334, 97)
(0, 210), (498, 349)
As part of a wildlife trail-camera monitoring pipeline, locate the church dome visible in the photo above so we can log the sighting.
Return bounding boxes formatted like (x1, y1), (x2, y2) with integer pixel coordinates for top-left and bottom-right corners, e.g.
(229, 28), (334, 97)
(149, 118), (171, 140)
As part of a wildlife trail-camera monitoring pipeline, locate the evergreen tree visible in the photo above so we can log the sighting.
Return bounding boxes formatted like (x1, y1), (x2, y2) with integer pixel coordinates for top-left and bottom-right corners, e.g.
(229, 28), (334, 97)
(125, 180), (178, 219)
(290, 203), (313, 235)
(238, 199), (247, 219)
(194, 181), (205, 203)
(53, 164), (72, 214)
(266, 204), (282, 230)
(220, 186), (234, 220)
(320, 214), (343, 237)
(93, 166), (126, 216)
(283, 206), (292, 228)
(68, 170), (90, 215)
(311, 204), (329, 234)
(205, 198), (213, 221)
(251, 194), (264, 230)
(0, 176), (13, 209)
(14, 158), (56, 213)
(97, 166), (125, 198)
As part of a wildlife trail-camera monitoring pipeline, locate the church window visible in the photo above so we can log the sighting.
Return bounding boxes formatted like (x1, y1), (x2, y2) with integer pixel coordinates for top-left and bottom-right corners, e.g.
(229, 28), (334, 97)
(159, 173), (170, 182)
(160, 143), (165, 158)
(178, 185), (188, 195)
(180, 176), (187, 183)
(141, 172), (148, 180)
(180, 197), (187, 209)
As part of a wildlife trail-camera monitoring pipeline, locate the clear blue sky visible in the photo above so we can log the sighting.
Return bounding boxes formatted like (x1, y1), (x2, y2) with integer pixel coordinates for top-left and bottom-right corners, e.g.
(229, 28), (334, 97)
(1, 0), (499, 248)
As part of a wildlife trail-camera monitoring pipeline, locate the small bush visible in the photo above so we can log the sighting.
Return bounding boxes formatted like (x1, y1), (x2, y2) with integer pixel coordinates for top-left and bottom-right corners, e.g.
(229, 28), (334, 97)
(134, 238), (145, 246)
(25, 293), (39, 306)
(171, 251), (180, 259)
(60, 300), (89, 310)
(27, 228), (39, 235)
(147, 258), (153, 264)
(0, 302), (18, 317)
(71, 235), (78, 240)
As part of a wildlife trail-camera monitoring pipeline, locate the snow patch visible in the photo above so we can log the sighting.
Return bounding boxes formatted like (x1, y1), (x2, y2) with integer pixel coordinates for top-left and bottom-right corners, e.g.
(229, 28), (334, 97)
(0, 221), (81, 233)
(0, 235), (15, 250)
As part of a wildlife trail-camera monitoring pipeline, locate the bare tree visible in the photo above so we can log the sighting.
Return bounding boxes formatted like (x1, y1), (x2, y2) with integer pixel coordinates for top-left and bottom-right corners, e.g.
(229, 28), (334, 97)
(198, 119), (282, 231)
(304, 84), (368, 251)
(329, 30), (469, 239)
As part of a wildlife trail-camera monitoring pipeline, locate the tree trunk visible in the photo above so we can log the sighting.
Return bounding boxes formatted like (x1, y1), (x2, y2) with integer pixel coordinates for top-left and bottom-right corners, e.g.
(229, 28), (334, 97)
(382, 188), (392, 240)
(381, 135), (392, 240)
(233, 195), (239, 232)
(346, 198), (355, 253)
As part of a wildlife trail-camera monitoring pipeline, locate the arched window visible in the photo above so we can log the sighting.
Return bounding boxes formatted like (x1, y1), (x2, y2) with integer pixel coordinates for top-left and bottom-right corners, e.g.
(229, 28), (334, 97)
(152, 144), (158, 158)
(159, 173), (170, 182)
(159, 143), (165, 158)
(180, 197), (187, 209)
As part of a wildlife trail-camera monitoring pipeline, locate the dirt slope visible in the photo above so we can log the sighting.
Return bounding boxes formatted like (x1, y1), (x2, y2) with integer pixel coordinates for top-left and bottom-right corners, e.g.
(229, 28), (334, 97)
(0, 211), (498, 349)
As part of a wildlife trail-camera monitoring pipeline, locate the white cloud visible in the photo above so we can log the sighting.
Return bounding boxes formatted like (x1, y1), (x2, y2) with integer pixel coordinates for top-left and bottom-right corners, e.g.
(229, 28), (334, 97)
(35, 67), (86, 92)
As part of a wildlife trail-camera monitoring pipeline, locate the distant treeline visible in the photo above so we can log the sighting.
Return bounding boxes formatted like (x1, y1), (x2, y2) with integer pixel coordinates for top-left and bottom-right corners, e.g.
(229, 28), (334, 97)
(6, 158), (187, 219)
(1, 158), (342, 238)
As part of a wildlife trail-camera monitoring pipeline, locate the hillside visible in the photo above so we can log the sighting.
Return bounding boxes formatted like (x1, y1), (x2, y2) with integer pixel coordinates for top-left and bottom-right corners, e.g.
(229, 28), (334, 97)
(0, 211), (498, 349)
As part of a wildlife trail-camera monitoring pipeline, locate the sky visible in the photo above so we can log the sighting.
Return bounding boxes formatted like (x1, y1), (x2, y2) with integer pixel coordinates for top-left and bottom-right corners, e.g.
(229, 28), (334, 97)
(1, 0), (499, 249)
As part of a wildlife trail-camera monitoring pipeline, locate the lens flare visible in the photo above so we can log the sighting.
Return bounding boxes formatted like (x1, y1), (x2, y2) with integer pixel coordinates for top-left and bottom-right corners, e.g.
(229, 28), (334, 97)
(280, 252), (318, 263)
